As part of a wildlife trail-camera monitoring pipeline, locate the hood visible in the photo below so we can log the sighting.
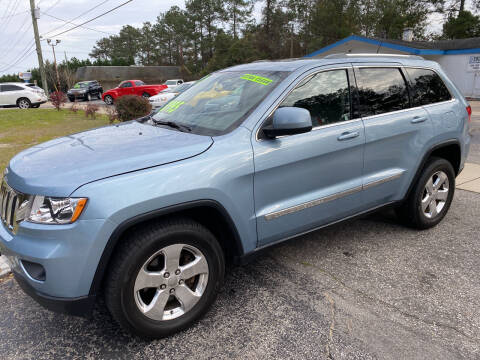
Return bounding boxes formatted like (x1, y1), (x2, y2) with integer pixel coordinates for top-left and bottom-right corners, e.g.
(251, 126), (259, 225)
(6, 121), (213, 196)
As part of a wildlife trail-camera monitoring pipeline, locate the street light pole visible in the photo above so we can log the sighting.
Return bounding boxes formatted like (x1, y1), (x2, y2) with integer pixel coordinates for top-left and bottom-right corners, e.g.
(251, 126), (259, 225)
(47, 39), (61, 91)
(29, 0), (48, 94)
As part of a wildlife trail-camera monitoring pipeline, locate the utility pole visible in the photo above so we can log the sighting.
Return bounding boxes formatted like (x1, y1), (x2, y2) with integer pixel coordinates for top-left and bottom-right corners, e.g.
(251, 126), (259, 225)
(29, 0), (48, 94)
(47, 39), (61, 91)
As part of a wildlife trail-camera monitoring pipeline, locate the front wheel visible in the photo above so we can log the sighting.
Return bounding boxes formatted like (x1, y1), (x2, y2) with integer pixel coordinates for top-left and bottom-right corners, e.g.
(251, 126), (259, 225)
(396, 157), (455, 229)
(105, 218), (225, 338)
(87, 93), (93, 101)
(104, 95), (114, 105)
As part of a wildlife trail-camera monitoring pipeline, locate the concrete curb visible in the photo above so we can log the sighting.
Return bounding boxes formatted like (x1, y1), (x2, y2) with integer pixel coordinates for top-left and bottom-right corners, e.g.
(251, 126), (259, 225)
(0, 255), (11, 277)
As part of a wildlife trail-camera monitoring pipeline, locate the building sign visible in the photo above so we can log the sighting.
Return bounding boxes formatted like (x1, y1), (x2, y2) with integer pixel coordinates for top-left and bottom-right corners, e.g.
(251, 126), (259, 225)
(468, 56), (480, 72)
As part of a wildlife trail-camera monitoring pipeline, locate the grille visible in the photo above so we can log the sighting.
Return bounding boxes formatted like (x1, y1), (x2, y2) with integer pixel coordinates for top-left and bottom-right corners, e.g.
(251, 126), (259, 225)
(0, 180), (28, 234)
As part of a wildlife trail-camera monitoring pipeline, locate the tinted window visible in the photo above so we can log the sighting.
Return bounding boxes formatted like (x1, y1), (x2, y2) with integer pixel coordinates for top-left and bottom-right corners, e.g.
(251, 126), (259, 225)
(120, 82), (133, 88)
(134, 81), (145, 86)
(280, 69), (351, 127)
(406, 68), (452, 106)
(356, 68), (410, 116)
(1, 85), (24, 92)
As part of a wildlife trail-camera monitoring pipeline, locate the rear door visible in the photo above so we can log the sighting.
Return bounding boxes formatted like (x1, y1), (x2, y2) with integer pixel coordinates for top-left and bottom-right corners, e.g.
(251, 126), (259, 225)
(354, 65), (433, 208)
(253, 66), (366, 246)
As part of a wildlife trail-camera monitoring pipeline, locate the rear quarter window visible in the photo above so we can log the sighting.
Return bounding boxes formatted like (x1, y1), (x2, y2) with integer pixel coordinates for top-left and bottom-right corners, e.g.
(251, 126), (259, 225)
(405, 68), (452, 106)
(355, 67), (410, 117)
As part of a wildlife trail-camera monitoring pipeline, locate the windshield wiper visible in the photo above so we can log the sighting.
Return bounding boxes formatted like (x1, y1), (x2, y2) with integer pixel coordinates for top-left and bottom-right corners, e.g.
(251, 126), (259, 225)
(152, 119), (192, 132)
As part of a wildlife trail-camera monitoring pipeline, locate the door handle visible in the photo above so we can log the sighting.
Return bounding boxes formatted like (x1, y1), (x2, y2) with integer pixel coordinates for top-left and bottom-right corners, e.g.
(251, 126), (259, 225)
(337, 131), (360, 141)
(411, 116), (427, 124)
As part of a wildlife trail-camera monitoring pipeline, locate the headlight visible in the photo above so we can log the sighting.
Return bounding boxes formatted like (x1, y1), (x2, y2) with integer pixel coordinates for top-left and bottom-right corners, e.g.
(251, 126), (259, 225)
(160, 97), (168, 101)
(27, 196), (87, 224)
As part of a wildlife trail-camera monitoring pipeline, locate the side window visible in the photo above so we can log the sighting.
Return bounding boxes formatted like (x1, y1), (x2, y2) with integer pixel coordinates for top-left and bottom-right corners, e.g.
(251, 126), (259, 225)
(121, 82), (133, 88)
(280, 69), (351, 127)
(355, 67), (410, 116)
(406, 68), (452, 106)
(1, 85), (23, 92)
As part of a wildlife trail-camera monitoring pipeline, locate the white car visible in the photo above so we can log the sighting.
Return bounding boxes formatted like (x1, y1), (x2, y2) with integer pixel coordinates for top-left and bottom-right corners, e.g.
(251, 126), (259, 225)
(150, 81), (195, 110)
(0, 82), (48, 109)
(163, 79), (184, 89)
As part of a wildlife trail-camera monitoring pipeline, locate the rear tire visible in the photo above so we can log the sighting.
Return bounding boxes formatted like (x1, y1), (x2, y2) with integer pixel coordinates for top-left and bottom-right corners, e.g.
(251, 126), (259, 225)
(17, 98), (31, 109)
(105, 217), (225, 339)
(396, 157), (455, 229)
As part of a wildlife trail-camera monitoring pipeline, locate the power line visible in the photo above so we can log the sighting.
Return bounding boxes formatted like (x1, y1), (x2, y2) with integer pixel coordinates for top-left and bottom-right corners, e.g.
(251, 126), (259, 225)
(41, 12), (114, 36)
(0, 9), (28, 19)
(41, 0), (112, 37)
(48, 0), (133, 38)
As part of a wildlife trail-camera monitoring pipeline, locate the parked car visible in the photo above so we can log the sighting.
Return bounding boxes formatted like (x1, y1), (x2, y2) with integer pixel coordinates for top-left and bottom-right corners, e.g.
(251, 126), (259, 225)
(149, 81), (195, 109)
(163, 79), (184, 88)
(67, 81), (103, 102)
(0, 82), (47, 109)
(0, 55), (471, 339)
(102, 80), (167, 105)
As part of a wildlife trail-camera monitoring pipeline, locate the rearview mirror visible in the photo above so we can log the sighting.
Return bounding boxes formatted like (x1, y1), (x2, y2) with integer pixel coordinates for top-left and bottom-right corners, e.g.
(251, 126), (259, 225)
(263, 107), (312, 139)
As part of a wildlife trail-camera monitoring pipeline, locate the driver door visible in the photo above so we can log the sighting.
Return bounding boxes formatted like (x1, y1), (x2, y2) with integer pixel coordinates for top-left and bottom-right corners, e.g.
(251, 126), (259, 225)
(252, 67), (366, 246)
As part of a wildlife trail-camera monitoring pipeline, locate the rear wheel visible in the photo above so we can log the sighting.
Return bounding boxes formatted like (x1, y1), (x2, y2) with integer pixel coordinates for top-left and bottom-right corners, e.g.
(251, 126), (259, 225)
(104, 95), (114, 105)
(17, 98), (31, 109)
(396, 157), (455, 229)
(105, 218), (225, 338)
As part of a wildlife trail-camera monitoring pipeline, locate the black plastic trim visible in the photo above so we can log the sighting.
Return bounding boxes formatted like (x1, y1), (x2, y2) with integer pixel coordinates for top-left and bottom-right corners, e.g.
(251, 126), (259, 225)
(88, 199), (244, 296)
(404, 139), (461, 200)
(14, 272), (95, 317)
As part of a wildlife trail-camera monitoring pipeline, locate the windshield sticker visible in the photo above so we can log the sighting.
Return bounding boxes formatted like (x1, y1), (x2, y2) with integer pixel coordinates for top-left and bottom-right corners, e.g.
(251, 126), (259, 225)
(161, 100), (185, 113)
(240, 74), (273, 86)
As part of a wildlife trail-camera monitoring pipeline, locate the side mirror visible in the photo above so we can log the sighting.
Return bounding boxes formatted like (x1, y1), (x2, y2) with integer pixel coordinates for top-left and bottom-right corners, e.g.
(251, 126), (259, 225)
(263, 107), (312, 139)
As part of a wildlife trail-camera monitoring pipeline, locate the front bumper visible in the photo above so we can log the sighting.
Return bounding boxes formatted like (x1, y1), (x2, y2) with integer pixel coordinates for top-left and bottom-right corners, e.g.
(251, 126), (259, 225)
(0, 216), (117, 316)
(13, 270), (95, 317)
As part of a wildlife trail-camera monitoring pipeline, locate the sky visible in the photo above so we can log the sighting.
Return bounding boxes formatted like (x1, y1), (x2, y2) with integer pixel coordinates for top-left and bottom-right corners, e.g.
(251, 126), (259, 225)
(0, 0), (472, 76)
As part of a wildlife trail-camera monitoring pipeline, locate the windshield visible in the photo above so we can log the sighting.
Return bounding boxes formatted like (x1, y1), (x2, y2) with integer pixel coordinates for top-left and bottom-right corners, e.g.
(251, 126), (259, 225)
(165, 80), (178, 85)
(175, 83), (194, 93)
(73, 82), (89, 89)
(26, 84), (43, 90)
(151, 71), (288, 136)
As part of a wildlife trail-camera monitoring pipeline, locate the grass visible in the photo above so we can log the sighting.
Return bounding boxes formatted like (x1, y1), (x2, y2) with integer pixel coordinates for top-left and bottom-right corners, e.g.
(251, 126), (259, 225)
(0, 108), (110, 176)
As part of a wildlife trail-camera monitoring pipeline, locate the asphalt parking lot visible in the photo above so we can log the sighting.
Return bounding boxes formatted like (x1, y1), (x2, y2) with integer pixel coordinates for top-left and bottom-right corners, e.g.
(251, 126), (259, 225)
(0, 104), (480, 359)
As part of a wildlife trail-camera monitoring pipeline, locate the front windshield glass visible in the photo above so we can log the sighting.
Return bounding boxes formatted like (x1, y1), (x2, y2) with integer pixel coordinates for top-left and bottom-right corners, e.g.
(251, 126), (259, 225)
(151, 71), (289, 135)
(165, 80), (177, 85)
(175, 83), (194, 93)
(73, 82), (88, 89)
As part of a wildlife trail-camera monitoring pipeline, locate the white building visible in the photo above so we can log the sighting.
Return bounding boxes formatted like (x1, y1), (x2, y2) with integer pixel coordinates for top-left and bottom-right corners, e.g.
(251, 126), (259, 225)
(306, 34), (480, 98)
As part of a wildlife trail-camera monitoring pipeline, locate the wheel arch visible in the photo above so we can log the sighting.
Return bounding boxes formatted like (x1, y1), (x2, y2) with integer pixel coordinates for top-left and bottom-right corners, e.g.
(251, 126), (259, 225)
(405, 139), (461, 200)
(89, 200), (244, 296)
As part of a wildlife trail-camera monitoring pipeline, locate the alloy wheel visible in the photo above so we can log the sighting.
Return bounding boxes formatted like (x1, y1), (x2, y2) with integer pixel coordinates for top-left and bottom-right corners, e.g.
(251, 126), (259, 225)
(134, 243), (209, 321)
(18, 99), (30, 109)
(421, 170), (449, 219)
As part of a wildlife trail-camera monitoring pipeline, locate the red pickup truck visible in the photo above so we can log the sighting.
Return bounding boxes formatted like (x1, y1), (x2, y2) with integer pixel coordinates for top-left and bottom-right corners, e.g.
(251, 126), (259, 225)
(102, 80), (167, 105)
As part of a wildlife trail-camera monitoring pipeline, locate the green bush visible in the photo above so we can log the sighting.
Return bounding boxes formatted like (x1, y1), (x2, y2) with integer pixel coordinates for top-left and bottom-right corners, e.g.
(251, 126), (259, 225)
(115, 95), (152, 122)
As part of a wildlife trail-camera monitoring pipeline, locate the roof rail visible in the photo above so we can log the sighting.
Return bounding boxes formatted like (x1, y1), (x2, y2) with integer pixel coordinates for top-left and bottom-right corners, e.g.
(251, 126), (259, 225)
(324, 53), (424, 60)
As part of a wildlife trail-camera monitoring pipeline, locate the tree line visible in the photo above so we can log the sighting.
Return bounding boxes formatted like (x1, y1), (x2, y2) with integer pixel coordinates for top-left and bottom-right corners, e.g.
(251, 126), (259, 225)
(1, 0), (479, 86)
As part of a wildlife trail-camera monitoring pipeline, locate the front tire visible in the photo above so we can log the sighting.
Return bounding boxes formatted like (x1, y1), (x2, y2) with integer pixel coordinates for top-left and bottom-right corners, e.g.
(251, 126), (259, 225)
(396, 157), (455, 229)
(105, 218), (225, 339)
(87, 93), (92, 101)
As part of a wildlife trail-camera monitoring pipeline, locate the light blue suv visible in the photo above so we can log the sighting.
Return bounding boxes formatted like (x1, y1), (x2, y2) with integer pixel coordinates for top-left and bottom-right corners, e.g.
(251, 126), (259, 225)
(0, 55), (471, 338)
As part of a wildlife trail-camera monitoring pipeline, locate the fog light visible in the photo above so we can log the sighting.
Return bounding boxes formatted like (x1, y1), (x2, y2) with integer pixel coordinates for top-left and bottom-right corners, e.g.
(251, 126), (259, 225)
(21, 260), (46, 282)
